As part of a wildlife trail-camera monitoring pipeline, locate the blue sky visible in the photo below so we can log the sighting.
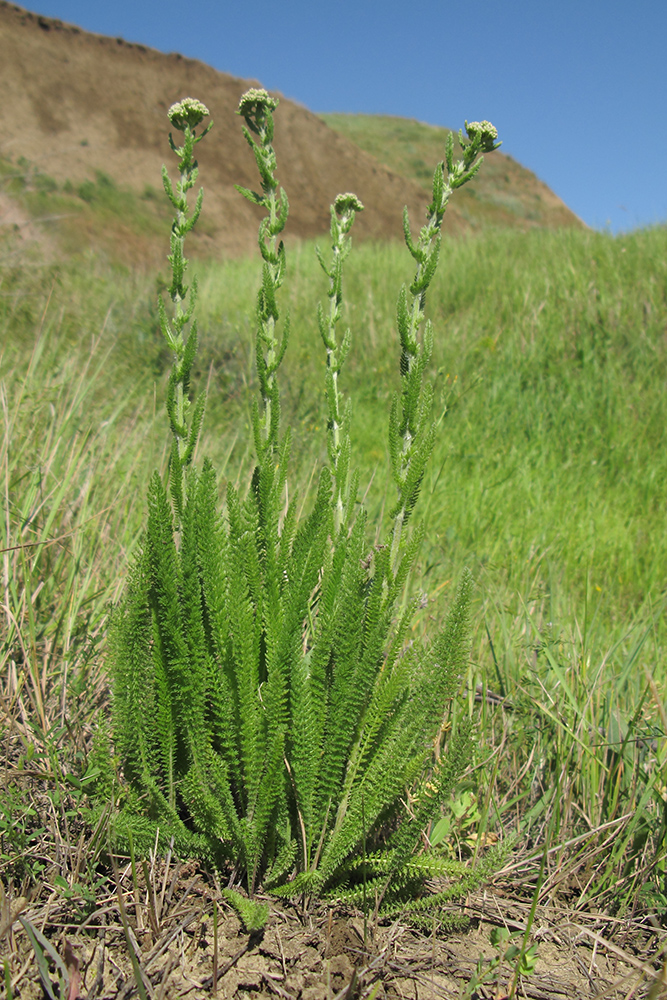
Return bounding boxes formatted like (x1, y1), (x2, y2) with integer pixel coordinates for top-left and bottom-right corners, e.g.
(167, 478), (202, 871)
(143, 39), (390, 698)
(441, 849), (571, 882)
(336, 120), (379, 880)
(28, 0), (667, 233)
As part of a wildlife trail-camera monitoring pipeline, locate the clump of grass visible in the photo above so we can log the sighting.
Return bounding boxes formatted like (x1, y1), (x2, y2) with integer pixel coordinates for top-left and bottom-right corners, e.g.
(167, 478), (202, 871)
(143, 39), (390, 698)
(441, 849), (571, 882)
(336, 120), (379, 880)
(0, 334), (144, 710)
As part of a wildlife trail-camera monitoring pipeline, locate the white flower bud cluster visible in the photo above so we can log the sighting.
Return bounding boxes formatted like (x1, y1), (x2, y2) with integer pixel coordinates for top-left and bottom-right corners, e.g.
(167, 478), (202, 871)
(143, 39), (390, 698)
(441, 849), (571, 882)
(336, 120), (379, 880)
(168, 98), (210, 132)
(334, 193), (364, 215)
(465, 120), (499, 151)
(237, 88), (279, 117)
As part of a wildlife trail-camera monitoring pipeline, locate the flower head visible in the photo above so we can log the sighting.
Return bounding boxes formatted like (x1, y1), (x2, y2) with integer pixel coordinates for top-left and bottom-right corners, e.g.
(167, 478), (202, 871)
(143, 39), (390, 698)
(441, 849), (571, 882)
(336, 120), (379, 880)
(168, 98), (210, 132)
(465, 120), (499, 152)
(237, 88), (279, 118)
(334, 193), (364, 215)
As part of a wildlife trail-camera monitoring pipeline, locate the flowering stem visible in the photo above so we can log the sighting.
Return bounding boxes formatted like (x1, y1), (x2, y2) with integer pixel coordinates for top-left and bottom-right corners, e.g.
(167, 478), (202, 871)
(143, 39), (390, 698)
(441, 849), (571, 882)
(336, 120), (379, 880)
(159, 97), (212, 519)
(235, 89), (289, 458)
(316, 193), (364, 533)
(389, 121), (500, 572)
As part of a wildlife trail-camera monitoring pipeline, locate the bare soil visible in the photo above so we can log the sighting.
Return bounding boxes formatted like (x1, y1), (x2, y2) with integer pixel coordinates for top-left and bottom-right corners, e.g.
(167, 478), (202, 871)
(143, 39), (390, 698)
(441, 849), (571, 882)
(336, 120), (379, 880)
(1, 741), (664, 1000)
(3, 859), (665, 1000)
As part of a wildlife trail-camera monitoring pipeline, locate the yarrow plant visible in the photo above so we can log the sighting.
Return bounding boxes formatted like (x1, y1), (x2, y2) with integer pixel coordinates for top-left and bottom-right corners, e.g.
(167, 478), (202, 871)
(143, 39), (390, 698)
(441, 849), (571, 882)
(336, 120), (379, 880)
(104, 89), (503, 914)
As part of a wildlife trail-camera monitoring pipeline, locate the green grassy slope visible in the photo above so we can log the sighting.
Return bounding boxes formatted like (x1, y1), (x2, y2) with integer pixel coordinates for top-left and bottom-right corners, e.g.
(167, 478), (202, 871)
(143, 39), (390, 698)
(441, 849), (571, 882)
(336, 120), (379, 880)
(0, 154), (177, 268)
(319, 112), (585, 231)
(3, 223), (666, 620)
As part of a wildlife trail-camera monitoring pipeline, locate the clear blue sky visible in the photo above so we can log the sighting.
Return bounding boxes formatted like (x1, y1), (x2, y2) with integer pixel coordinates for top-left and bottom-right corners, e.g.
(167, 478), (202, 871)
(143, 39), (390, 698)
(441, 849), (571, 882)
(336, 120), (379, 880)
(28, 0), (667, 233)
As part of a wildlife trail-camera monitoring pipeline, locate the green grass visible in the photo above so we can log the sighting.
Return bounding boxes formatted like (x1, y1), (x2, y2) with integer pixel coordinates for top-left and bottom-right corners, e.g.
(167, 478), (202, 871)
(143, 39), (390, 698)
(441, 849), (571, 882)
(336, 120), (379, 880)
(193, 224), (667, 618)
(1, 218), (666, 914)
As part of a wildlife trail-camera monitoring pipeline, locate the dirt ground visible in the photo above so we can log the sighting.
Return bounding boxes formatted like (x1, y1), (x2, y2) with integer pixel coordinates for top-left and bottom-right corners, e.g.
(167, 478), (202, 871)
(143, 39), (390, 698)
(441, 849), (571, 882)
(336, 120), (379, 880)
(3, 854), (666, 1000)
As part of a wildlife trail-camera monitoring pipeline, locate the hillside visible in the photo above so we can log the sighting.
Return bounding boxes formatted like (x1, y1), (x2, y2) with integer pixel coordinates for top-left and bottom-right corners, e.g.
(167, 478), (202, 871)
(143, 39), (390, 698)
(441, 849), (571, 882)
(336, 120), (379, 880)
(319, 113), (584, 231)
(0, 1), (448, 264)
(0, 2), (582, 267)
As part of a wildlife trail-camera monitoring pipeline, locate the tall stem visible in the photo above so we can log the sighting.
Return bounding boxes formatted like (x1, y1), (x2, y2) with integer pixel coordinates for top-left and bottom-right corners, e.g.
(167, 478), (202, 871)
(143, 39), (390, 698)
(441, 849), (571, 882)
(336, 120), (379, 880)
(236, 88), (289, 459)
(317, 193), (363, 533)
(389, 121), (500, 573)
(158, 97), (212, 518)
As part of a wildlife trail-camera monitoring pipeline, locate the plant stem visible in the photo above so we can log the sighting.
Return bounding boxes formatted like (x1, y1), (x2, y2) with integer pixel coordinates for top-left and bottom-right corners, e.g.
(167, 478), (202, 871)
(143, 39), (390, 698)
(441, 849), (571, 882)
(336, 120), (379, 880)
(235, 89), (288, 457)
(389, 121), (500, 571)
(159, 97), (211, 517)
(317, 193), (363, 532)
